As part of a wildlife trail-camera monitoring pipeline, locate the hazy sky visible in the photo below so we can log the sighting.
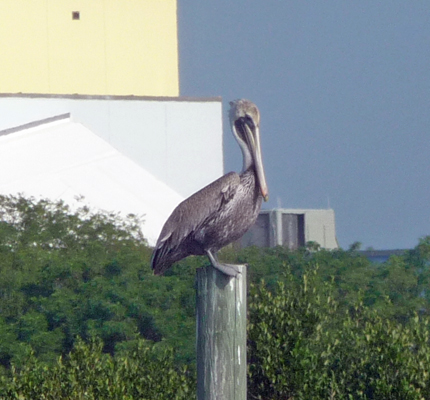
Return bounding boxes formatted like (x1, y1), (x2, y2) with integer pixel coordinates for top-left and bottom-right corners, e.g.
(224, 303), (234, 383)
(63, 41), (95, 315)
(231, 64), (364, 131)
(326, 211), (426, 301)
(178, 1), (430, 250)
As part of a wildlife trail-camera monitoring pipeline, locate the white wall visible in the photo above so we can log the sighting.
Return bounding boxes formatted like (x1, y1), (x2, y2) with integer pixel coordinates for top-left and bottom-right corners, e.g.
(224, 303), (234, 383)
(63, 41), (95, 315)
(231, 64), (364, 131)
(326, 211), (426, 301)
(0, 94), (224, 198)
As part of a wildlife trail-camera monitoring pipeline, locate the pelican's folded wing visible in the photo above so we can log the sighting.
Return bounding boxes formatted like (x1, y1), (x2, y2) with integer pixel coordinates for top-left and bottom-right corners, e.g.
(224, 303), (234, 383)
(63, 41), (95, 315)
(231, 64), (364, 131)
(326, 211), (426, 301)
(151, 172), (240, 273)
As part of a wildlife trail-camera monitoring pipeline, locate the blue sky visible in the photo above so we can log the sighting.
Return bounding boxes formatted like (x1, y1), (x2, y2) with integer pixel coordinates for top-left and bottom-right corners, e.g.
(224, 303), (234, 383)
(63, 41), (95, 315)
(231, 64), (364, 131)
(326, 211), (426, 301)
(178, 1), (430, 250)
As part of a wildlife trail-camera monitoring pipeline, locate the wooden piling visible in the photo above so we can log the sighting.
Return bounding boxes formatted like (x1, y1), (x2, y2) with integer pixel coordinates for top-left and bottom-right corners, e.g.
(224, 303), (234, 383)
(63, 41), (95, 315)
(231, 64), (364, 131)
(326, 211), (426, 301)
(196, 264), (247, 400)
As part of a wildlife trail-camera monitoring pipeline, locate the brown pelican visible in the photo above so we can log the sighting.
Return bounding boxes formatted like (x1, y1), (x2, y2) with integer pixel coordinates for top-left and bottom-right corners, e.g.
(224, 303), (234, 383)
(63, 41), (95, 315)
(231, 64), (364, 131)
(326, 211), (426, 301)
(151, 99), (268, 277)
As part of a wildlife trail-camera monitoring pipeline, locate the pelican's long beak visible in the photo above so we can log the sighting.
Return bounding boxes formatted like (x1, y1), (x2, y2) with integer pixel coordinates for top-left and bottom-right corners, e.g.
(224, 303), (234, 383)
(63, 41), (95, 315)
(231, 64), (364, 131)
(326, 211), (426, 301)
(244, 123), (269, 202)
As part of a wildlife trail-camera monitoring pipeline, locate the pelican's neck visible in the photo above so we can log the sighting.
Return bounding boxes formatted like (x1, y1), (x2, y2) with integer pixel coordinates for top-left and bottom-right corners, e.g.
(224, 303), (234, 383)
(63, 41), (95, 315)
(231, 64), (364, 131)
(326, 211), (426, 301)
(241, 144), (253, 173)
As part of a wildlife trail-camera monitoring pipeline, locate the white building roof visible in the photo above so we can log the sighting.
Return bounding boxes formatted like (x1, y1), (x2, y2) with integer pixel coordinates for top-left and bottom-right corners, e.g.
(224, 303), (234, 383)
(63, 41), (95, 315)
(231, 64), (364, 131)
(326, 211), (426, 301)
(0, 94), (224, 199)
(0, 115), (184, 245)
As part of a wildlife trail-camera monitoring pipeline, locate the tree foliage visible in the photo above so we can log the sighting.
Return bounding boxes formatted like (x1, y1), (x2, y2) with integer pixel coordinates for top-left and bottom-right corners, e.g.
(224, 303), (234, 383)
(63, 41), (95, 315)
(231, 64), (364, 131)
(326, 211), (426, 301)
(0, 194), (196, 370)
(0, 337), (194, 400)
(1, 194), (430, 398)
(248, 268), (430, 399)
(232, 241), (430, 321)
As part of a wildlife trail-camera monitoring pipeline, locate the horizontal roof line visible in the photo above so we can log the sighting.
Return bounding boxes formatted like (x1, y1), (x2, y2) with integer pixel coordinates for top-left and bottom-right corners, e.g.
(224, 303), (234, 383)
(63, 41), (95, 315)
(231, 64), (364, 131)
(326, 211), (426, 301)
(358, 249), (407, 256)
(0, 113), (70, 137)
(0, 93), (222, 102)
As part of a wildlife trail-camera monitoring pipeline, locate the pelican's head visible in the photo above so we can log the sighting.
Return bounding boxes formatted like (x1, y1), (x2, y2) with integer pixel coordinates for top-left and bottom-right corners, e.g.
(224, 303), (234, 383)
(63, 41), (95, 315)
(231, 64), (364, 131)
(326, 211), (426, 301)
(229, 99), (269, 202)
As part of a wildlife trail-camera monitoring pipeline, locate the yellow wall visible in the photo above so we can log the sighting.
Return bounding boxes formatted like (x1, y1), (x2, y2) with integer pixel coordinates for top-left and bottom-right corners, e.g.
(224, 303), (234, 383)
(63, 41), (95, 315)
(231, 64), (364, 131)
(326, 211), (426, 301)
(0, 0), (179, 96)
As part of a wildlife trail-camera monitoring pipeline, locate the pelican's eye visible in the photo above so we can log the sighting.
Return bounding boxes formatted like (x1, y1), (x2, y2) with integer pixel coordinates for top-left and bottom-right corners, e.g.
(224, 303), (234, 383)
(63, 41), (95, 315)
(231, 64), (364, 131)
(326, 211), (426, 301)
(244, 115), (255, 131)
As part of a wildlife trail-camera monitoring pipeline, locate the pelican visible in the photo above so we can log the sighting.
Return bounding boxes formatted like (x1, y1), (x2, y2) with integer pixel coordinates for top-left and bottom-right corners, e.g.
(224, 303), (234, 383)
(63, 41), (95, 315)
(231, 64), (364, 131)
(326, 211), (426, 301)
(151, 99), (268, 277)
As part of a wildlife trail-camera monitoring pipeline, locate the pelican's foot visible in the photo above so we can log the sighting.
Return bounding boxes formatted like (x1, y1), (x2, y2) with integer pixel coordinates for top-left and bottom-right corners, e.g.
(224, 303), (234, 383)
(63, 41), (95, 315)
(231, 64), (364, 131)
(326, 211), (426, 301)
(212, 262), (242, 277)
(206, 250), (243, 277)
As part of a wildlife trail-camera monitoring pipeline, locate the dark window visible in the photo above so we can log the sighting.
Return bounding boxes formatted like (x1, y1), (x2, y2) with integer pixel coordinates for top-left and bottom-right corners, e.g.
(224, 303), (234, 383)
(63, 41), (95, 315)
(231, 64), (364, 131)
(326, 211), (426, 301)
(72, 11), (80, 20)
(282, 213), (305, 250)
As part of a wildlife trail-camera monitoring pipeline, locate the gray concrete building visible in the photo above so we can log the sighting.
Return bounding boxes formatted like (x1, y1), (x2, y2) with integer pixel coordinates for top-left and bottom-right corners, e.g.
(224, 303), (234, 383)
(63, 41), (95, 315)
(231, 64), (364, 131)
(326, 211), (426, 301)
(240, 208), (338, 250)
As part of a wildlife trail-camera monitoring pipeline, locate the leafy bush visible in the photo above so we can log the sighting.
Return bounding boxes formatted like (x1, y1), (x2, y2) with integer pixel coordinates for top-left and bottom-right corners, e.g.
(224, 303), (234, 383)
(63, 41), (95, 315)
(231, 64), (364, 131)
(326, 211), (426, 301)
(0, 338), (195, 400)
(1, 194), (430, 398)
(248, 267), (430, 399)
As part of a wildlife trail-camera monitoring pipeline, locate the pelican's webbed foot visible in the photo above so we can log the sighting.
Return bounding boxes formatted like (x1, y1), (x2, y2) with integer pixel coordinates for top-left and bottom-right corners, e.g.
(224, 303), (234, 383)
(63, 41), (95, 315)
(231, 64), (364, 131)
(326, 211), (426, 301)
(206, 250), (243, 277)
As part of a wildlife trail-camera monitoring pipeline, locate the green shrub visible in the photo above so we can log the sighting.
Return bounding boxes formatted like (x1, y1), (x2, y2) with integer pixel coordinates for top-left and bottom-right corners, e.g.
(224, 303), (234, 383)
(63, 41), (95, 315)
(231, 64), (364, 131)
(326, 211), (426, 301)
(2, 195), (430, 398)
(248, 267), (430, 399)
(0, 338), (195, 400)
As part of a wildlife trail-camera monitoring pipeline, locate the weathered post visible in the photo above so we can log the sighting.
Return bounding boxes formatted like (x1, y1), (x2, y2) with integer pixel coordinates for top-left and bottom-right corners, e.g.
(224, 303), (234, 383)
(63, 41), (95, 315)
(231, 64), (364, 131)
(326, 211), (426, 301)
(196, 264), (247, 400)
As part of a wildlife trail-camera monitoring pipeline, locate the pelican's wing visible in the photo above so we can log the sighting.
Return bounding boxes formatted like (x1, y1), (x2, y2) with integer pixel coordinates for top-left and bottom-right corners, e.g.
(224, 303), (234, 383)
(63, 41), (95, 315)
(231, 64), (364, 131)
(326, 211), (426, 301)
(151, 172), (240, 273)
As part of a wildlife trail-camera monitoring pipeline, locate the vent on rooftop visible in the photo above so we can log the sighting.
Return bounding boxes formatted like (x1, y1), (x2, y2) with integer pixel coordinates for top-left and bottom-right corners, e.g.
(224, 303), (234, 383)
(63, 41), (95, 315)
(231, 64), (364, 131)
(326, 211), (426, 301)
(72, 11), (80, 20)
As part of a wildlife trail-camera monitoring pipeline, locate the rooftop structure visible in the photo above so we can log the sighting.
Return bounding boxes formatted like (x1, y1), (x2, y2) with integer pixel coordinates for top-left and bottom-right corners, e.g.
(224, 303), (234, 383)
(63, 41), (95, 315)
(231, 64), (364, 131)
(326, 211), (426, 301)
(240, 208), (339, 250)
